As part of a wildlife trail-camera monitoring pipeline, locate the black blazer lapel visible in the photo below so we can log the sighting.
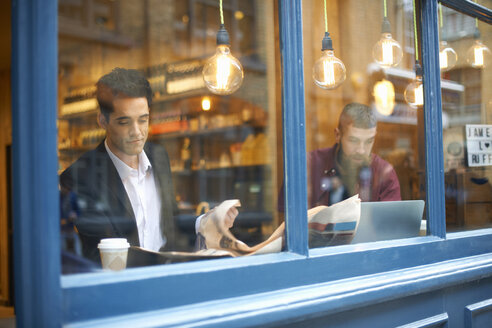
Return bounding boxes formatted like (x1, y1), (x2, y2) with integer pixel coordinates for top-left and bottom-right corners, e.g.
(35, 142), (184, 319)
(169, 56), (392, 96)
(145, 142), (179, 250)
(96, 141), (140, 246)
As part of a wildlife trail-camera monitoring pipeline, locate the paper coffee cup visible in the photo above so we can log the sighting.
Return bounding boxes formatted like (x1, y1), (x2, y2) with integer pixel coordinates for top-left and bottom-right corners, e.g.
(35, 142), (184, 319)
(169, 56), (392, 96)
(97, 238), (130, 271)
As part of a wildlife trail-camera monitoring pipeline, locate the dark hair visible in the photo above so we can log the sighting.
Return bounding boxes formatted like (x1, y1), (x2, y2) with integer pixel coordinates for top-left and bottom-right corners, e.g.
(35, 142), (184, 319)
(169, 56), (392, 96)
(96, 68), (153, 119)
(338, 103), (377, 131)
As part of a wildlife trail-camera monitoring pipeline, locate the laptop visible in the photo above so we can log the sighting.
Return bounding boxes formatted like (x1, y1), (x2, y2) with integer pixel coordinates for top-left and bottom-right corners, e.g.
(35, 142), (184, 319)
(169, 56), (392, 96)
(351, 200), (425, 244)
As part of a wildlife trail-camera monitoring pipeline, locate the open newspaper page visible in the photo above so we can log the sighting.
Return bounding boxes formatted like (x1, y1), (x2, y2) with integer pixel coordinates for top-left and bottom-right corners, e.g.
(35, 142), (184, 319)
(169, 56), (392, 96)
(197, 195), (361, 255)
(196, 199), (285, 256)
(307, 194), (361, 248)
(131, 195), (361, 265)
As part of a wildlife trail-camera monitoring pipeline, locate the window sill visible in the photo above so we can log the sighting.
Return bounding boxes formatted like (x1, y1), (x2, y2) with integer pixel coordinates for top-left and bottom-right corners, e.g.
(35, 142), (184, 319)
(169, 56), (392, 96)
(62, 230), (492, 323)
(65, 251), (492, 327)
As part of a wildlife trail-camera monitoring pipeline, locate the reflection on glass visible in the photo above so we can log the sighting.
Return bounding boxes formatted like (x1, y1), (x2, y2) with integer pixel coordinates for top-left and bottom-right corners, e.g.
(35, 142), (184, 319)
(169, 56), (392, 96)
(373, 79), (395, 116)
(303, 0), (426, 248)
(466, 39), (491, 68)
(440, 6), (492, 232)
(404, 75), (424, 109)
(58, 0), (282, 274)
(438, 3), (458, 72)
(440, 41), (458, 71)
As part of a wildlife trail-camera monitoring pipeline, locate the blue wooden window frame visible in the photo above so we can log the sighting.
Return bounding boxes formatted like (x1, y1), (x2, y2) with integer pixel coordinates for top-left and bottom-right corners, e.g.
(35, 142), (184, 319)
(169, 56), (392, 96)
(10, 0), (492, 326)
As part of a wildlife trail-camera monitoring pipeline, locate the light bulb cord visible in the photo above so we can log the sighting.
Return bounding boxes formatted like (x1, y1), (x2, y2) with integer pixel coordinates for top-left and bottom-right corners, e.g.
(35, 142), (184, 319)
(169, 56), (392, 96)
(439, 3), (443, 29)
(473, 0), (478, 28)
(220, 0), (224, 25)
(216, 0), (230, 45)
(412, 0), (419, 61)
(380, 0), (391, 34)
(324, 0), (328, 33)
(321, 0), (333, 51)
(473, 1), (480, 39)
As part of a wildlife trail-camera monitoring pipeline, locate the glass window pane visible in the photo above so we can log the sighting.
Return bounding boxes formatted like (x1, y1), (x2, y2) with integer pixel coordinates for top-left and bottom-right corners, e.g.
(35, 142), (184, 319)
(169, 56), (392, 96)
(58, 0), (284, 274)
(440, 4), (492, 231)
(302, 0), (426, 248)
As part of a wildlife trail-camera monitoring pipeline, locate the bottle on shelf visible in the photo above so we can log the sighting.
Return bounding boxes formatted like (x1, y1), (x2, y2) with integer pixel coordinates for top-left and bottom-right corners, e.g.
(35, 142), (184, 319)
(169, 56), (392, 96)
(181, 137), (192, 170)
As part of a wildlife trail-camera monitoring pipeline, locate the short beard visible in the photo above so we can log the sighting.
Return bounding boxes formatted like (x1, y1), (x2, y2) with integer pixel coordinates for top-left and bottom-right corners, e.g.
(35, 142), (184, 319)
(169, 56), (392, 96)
(337, 144), (364, 166)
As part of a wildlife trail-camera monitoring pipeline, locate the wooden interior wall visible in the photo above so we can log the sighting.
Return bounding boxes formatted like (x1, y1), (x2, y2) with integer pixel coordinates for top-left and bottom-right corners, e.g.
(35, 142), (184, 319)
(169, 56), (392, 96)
(0, 0), (12, 306)
(0, 71), (12, 306)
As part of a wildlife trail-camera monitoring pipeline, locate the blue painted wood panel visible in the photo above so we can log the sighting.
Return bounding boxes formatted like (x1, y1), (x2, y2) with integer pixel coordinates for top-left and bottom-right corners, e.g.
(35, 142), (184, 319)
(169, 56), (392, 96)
(11, 0), (61, 327)
(396, 314), (449, 328)
(421, 0), (446, 238)
(465, 298), (492, 328)
(279, 0), (309, 255)
(62, 233), (492, 323)
(63, 254), (492, 327)
(440, 0), (492, 24)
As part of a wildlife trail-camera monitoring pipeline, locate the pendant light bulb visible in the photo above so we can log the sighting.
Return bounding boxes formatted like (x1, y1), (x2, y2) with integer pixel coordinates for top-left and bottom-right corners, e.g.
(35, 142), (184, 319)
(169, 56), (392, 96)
(404, 62), (423, 109)
(438, 5), (457, 72)
(404, 78), (423, 109)
(466, 39), (491, 69)
(439, 41), (458, 72)
(372, 18), (403, 68)
(313, 33), (346, 90)
(373, 79), (395, 116)
(201, 96), (211, 111)
(203, 25), (244, 95)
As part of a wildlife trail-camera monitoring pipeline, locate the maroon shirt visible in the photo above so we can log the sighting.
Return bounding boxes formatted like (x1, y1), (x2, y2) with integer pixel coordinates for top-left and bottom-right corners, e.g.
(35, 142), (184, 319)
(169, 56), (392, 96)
(308, 145), (401, 207)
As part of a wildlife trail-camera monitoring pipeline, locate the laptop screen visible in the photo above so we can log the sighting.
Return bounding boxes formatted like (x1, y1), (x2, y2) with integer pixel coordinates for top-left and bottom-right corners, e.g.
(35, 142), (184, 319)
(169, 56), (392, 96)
(351, 200), (425, 244)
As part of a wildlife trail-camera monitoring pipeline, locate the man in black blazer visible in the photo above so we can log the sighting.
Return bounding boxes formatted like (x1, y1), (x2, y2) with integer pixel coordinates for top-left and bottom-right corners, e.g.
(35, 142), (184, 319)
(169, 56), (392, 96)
(60, 68), (188, 263)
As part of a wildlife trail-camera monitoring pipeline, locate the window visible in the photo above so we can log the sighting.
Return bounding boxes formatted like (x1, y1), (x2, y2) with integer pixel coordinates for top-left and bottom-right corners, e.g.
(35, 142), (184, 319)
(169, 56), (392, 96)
(440, 3), (492, 231)
(302, 0), (425, 248)
(10, 0), (492, 326)
(440, 4), (477, 41)
(57, 0), (284, 273)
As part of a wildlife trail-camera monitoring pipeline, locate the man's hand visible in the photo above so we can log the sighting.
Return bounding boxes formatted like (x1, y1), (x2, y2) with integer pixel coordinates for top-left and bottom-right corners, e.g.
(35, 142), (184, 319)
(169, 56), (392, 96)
(205, 200), (240, 233)
(222, 206), (238, 229)
(198, 200), (247, 252)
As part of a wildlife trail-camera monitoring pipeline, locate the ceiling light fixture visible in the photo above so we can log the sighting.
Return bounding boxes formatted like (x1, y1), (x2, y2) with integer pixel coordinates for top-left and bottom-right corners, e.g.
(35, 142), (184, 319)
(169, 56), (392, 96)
(372, 0), (403, 68)
(202, 0), (244, 95)
(312, 0), (346, 90)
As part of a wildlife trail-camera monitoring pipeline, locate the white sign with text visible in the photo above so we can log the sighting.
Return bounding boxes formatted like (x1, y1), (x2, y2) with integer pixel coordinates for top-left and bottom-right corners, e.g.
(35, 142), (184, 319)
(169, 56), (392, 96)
(466, 124), (492, 167)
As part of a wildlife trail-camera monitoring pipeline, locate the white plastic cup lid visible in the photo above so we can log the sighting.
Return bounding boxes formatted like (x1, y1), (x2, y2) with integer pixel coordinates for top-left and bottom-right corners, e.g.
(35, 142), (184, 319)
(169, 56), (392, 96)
(98, 238), (130, 249)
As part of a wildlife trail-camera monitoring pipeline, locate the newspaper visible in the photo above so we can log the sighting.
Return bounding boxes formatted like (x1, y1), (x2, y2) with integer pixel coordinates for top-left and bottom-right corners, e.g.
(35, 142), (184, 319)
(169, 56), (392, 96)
(129, 195), (361, 265)
(127, 246), (234, 266)
(197, 195), (361, 255)
(307, 194), (361, 248)
(196, 199), (286, 256)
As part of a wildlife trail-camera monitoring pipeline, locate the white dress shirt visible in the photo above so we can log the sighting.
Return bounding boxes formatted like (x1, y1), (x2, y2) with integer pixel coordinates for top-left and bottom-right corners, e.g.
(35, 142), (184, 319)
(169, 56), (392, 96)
(105, 141), (165, 251)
